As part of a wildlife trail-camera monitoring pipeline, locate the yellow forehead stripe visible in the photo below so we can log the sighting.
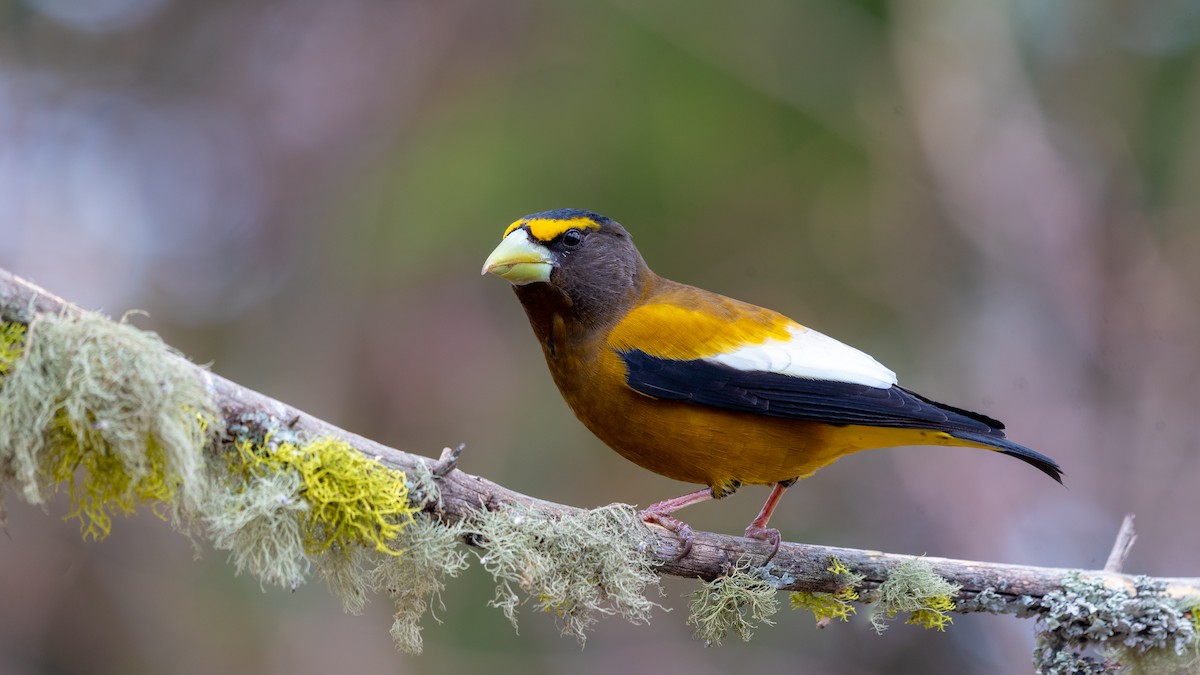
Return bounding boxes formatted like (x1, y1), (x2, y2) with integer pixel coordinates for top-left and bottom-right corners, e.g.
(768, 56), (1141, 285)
(503, 216), (601, 242)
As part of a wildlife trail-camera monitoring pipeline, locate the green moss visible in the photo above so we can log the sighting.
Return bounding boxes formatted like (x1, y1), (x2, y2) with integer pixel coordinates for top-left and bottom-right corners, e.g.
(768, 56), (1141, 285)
(470, 502), (659, 643)
(870, 559), (959, 633)
(0, 313), (219, 538)
(688, 561), (779, 645)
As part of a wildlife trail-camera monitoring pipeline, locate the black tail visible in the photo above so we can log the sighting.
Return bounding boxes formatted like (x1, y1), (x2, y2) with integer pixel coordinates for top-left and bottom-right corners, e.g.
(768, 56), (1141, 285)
(950, 431), (1064, 484)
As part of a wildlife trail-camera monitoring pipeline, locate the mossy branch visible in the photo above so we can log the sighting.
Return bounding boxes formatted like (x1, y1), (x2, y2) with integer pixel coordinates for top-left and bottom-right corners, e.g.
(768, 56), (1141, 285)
(1, 267), (1198, 670)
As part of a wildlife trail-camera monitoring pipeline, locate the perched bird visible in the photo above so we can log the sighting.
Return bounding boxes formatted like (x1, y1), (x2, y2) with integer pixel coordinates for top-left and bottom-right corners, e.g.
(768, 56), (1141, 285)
(482, 208), (1062, 557)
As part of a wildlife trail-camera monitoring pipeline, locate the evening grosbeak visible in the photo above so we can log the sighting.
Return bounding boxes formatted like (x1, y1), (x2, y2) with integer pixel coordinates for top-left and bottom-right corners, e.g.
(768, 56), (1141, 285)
(482, 208), (1062, 558)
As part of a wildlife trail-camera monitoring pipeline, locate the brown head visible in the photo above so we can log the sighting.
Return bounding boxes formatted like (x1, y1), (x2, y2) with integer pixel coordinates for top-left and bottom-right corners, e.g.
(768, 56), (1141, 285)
(481, 209), (651, 333)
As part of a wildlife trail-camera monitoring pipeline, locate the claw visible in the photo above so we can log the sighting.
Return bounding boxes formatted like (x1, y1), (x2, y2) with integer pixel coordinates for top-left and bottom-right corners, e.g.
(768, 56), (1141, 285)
(744, 525), (782, 562)
(641, 510), (695, 560)
(637, 487), (714, 560)
(742, 481), (791, 563)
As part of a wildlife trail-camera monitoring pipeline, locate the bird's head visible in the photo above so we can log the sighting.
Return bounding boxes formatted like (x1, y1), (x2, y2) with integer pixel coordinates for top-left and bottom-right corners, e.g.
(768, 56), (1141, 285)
(482, 208), (649, 328)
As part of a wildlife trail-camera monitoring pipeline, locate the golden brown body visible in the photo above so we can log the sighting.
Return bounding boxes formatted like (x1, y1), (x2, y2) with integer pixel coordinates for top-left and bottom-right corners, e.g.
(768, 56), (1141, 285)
(530, 273), (971, 495)
(483, 209), (1061, 555)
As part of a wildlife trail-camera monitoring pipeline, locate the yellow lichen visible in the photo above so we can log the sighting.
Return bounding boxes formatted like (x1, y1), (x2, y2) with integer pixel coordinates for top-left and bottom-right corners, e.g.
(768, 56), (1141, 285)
(0, 312), (219, 539)
(790, 588), (859, 623)
(906, 595), (956, 631)
(0, 321), (26, 378)
(45, 410), (181, 540)
(789, 556), (863, 625)
(235, 436), (417, 556)
(827, 557), (852, 577)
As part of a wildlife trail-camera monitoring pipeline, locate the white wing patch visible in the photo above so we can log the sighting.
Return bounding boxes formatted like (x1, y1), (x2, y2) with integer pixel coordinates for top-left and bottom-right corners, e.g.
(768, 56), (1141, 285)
(705, 324), (898, 389)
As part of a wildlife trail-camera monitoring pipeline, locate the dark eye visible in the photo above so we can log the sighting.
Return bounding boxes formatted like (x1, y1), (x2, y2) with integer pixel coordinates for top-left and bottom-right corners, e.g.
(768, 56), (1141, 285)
(561, 229), (584, 249)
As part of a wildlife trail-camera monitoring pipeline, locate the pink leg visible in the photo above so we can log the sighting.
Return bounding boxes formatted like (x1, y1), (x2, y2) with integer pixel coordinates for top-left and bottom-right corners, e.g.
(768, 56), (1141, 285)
(640, 488), (713, 560)
(744, 482), (789, 561)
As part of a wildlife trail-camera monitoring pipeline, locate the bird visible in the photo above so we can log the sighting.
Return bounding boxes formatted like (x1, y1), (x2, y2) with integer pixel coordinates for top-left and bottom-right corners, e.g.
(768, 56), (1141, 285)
(482, 208), (1062, 558)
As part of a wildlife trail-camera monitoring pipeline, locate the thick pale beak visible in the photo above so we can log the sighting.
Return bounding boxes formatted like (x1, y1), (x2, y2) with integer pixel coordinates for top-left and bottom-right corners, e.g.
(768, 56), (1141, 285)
(481, 229), (554, 285)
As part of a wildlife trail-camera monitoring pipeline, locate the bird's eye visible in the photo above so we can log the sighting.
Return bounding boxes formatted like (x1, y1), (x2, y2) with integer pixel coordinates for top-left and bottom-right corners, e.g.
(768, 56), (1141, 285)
(561, 229), (584, 249)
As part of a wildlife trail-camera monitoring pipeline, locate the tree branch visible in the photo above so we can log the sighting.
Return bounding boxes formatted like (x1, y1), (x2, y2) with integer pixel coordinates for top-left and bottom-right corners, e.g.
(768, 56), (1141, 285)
(2, 267), (1198, 654)
(1104, 513), (1137, 573)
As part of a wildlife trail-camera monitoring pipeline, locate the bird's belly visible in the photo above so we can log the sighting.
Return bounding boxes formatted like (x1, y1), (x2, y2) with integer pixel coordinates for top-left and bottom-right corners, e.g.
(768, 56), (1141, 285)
(549, 345), (950, 493)
(560, 379), (868, 490)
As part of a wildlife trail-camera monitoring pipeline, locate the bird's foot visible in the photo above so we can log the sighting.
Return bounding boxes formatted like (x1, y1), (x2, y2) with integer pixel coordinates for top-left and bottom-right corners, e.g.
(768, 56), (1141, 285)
(640, 510), (695, 560)
(743, 525), (782, 562)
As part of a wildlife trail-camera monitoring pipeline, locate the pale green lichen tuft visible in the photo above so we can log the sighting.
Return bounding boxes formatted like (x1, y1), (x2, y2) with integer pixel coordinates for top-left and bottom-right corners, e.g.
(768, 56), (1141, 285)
(317, 545), (377, 615)
(688, 561), (779, 645)
(205, 465), (310, 589)
(470, 502), (659, 643)
(372, 515), (470, 654)
(1031, 573), (1198, 675)
(870, 559), (959, 633)
(0, 313), (220, 539)
(790, 557), (864, 625)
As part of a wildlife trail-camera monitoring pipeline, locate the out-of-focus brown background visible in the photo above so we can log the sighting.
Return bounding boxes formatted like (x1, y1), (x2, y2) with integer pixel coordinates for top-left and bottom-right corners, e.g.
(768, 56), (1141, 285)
(1, 1), (1198, 673)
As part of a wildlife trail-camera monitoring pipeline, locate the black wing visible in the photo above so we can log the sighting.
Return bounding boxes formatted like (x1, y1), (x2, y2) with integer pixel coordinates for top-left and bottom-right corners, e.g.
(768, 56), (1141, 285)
(620, 349), (1063, 482)
(621, 349), (1001, 433)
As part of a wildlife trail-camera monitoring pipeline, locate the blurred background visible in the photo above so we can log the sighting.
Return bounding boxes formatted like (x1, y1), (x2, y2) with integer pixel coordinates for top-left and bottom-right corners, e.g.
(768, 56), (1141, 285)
(1, 0), (1198, 673)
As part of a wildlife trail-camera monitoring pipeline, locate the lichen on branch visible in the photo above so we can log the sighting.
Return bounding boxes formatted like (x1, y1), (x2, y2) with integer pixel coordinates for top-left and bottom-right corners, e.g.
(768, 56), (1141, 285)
(790, 556), (863, 625)
(869, 559), (960, 633)
(470, 501), (661, 643)
(1030, 572), (1200, 674)
(0, 313), (218, 538)
(2, 267), (1200, 670)
(688, 561), (780, 645)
